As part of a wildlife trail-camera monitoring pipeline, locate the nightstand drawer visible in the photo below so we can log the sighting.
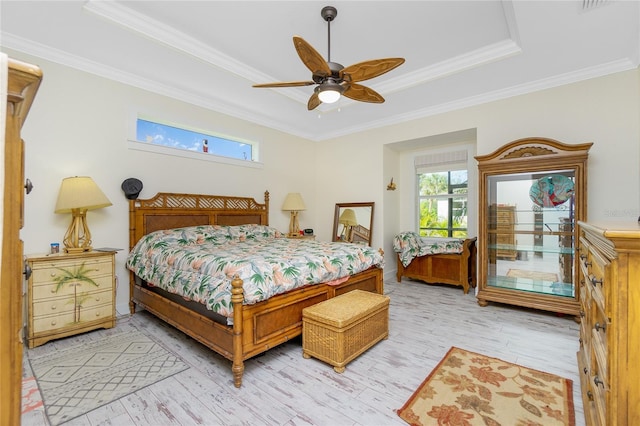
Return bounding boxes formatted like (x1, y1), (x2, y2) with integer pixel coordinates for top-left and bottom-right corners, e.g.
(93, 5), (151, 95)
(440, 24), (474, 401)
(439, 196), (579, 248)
(32, 288), (113, 317)
(30, 275), (113, 300)
(30, 258), (112, 284)
(32, 303), (113, 334)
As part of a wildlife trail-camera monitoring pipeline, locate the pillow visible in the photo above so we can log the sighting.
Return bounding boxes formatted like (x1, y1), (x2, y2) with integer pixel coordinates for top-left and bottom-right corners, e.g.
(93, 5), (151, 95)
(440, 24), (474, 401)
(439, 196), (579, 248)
(226, 224), (283, 242)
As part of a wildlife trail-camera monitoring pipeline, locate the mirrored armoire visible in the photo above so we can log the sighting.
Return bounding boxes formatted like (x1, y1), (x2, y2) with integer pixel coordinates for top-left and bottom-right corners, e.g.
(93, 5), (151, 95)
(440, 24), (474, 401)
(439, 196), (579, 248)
(475, 137), (592, 318)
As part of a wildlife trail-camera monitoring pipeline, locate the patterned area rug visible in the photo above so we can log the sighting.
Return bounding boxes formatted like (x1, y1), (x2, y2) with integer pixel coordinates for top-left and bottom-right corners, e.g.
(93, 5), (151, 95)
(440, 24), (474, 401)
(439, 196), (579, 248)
(28, 329), (188, 425)
(506, 269), (559, 282)
(397, 347), (574, 426)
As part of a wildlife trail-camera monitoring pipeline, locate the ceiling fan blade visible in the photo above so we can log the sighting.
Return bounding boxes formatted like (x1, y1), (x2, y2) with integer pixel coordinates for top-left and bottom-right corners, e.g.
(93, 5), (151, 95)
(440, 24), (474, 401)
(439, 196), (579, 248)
(343, 83), (385, 103)
(253, 81), (315, 88)
(307, 92), (322, 110)
(341, 58), (405, 83)
(293, 36), (331, 77)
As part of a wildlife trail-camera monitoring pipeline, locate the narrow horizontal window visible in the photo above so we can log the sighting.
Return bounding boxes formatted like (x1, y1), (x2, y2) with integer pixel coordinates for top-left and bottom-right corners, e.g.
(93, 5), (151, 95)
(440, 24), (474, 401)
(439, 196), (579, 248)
(129, 117), (261, 167)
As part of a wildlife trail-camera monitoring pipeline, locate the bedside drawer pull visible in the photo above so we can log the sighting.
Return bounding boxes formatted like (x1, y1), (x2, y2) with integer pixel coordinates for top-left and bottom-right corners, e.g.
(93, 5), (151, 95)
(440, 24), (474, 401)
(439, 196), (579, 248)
(587, 390), (593, 401)
(595, 322), (606, 332)
(594, 376), (605, 388)
(590, 276), (603, 286)
(23, 262), (32, 280)
(579, 310), (585, 318)
(579, 254), (587, 261)
(25, 178), (33, 194)
(583, 367), (588, 374)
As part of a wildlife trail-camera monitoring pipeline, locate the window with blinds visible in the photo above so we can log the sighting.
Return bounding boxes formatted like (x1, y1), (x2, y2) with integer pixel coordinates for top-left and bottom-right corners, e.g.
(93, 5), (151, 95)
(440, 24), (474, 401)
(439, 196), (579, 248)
(415, 149), (468, 238)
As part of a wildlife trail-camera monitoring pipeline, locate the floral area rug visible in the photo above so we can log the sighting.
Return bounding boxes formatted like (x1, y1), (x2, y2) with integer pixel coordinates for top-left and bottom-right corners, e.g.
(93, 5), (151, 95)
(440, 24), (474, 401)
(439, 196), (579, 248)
(28, 328), (188, 425)
(397, 347), (574, 426)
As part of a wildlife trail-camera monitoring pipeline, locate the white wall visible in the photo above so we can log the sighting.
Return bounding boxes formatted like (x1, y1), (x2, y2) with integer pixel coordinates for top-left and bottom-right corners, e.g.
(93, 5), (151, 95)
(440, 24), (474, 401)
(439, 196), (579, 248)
(314, 69), (640, 279)
(8, 45), (640, 311)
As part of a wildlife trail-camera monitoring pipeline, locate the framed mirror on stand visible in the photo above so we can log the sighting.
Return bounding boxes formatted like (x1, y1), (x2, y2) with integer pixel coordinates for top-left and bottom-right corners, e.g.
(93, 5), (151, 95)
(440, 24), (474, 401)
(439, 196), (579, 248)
(332, 202), (375, 246)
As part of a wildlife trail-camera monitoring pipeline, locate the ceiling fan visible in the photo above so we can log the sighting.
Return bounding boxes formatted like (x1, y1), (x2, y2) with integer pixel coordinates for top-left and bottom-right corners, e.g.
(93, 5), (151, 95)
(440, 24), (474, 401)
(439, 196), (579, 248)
(252, 6), (405, 110)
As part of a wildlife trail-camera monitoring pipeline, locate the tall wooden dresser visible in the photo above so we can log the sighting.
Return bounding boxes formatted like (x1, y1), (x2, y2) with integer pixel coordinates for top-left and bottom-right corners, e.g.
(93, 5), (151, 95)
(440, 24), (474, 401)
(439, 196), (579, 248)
(577, 221), (640, 426)
(0, 57), (42, 424)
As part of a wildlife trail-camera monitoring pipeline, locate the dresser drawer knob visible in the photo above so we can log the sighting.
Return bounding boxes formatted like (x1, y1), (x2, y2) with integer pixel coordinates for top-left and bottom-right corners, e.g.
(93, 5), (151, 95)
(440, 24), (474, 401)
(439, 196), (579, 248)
(595, 322), (606, 332)
(587, 390), (593, 401)
(51, 305), (56, 311)
(590, 276), (603, 286)
(580, 254), (587, 260)
(594, 376), (605, 388)
(583, 367), (588, 374)
(50, 320), (57, 326)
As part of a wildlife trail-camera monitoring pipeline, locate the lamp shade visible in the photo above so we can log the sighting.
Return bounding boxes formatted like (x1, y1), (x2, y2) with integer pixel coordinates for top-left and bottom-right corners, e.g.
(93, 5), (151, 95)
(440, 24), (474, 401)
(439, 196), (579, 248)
(282, 193), (306, 211)
(55, 176), (112, 213)
(338, 208), (358, 226)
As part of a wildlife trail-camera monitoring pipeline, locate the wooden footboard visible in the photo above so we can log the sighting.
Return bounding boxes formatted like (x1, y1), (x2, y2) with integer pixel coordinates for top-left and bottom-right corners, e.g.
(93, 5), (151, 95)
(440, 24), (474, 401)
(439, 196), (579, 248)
(396, 237), (477, 294)
(131, 266), (383, 387)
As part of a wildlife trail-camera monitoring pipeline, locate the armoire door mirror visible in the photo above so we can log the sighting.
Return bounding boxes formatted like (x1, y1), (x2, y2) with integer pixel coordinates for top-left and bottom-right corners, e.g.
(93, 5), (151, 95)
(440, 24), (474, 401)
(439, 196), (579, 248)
(332, 202), (375, 246)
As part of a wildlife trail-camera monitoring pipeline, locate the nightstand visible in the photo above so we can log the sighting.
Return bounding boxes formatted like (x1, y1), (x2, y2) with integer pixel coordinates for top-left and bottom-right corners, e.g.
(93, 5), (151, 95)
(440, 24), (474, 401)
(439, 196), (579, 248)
(25, 251), (116, 348)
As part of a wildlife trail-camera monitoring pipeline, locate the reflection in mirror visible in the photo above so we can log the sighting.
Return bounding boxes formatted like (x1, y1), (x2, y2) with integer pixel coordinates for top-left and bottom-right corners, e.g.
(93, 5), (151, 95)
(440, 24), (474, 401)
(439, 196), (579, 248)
(488, 170), (575, 297)
(333, 202), (374, 246)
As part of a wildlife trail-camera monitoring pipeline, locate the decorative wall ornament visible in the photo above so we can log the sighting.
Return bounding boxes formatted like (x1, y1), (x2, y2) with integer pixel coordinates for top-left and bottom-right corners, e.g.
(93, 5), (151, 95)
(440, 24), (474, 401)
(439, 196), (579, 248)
(387, 178), (396, 191)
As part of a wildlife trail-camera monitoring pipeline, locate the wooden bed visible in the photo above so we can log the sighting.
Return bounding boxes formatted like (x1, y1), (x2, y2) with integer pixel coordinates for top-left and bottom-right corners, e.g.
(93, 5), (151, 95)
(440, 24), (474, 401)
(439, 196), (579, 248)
(396, 237), (477, 294)
(128, 191), (383, 388)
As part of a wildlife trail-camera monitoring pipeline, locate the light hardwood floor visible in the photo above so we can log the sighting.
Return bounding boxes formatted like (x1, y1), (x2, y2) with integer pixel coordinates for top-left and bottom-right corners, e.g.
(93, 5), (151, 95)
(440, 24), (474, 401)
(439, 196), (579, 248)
(23, 278), (584, 426)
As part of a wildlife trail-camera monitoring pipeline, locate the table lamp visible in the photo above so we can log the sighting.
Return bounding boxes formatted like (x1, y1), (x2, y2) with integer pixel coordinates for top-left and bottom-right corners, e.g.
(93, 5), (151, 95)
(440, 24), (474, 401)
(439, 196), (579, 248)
(282, 192), (306, 236)
(338, 208), (358, 241)
(54, 176), (112, 253)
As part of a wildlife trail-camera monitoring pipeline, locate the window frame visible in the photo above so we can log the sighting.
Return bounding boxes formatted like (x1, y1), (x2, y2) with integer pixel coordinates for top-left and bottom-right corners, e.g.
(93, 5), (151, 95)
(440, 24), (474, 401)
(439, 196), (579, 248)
(416, 168), (468, 238)
(126, 111), (263, 169)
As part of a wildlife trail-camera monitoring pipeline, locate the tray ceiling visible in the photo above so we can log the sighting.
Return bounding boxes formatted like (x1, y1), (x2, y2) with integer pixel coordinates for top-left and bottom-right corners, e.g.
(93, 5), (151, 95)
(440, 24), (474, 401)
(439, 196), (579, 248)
(1, 1), (638, 141)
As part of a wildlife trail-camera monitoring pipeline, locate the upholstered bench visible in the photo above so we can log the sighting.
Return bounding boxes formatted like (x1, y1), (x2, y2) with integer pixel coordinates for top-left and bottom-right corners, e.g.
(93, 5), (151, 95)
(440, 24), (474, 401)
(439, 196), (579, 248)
(302, 290), (390, 373)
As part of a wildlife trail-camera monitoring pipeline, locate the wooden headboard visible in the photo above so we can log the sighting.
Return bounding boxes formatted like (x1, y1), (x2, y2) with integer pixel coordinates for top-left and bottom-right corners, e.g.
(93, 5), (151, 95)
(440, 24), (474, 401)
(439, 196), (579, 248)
(128, 191), (270, 251)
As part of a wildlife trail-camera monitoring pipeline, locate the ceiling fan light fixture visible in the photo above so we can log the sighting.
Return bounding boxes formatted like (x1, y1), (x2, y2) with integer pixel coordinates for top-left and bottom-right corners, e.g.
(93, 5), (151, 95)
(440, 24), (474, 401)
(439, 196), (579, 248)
(317, 80), (344, 104)
(252, 6), (404, 111)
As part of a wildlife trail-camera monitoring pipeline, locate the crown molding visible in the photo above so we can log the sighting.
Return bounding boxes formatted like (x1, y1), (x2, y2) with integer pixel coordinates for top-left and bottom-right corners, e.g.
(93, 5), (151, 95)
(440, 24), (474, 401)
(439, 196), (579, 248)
(317, 58), (637, 141)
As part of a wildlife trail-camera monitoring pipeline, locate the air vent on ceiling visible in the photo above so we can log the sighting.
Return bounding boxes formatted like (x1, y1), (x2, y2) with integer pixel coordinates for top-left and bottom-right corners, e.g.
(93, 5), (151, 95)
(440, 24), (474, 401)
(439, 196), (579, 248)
(582, 0), (609, 11)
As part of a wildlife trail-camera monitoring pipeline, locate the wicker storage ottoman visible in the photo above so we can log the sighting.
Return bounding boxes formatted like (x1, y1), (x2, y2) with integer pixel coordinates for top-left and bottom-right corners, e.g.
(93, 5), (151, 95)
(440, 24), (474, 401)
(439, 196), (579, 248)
(302, 290), (390, 373)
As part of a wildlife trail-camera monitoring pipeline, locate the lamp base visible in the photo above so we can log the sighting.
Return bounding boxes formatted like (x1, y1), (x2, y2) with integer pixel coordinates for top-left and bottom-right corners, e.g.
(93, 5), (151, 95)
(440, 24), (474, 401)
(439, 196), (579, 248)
(64, 246), (92, 254)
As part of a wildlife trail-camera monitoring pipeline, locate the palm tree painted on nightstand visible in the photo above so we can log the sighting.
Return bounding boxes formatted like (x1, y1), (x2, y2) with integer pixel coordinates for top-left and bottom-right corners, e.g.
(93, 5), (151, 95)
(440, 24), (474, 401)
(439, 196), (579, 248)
(53, 262), (99, 323)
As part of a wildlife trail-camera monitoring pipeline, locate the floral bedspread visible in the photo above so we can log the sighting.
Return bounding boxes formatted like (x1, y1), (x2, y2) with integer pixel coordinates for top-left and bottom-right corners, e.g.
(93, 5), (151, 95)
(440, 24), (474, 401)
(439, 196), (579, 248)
(126, 224), (384, 318)
(393, 231), (464, 267)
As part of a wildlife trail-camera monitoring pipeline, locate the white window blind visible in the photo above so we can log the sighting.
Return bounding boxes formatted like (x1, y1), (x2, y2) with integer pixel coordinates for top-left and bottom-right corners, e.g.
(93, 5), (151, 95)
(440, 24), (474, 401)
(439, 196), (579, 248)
(414, 149), (468, 174)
